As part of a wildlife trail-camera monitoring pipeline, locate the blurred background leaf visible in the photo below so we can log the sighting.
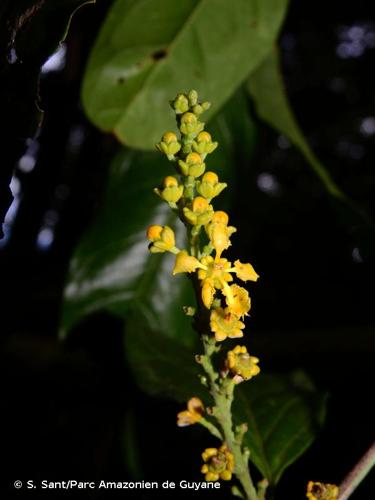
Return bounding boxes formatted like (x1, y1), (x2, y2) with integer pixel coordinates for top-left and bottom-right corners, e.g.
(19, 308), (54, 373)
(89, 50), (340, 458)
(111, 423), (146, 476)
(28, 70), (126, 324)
(247, 48), (370, 227)
(236, 373), (327, 486)
(82, 0), (288, 149)
(247, 49), (346, 200)
(124, 313), (204, 401)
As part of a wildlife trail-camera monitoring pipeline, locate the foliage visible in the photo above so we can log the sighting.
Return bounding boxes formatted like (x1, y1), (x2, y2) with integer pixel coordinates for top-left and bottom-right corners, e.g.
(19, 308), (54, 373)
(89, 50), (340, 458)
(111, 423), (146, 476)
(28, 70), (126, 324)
(82, 0), (288, 150)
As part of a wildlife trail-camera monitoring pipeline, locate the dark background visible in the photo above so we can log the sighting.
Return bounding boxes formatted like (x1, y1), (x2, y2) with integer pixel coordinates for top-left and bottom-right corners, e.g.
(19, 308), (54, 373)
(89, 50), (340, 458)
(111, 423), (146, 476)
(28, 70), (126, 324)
(1, 0), (374, 498)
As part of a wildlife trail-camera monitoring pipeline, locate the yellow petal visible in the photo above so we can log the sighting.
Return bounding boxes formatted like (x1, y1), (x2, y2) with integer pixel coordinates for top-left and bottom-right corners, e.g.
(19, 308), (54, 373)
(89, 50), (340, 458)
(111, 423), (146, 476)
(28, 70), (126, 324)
(202, 280), (215, 309)
(234, 260), (259, 282)
(187, 397), (204, 420)
(177, 410), (194, 427)
(202, 448), (217, 461)
(205, 472), (219, 482)
(220, 470), (232, 481)
(173, 251), (202, 275)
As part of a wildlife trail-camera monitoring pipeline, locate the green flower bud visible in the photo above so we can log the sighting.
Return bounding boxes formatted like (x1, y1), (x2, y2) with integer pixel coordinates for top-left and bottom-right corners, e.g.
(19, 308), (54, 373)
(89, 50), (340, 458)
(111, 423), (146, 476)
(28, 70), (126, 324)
(171, 94), (189, 114)
(197, 171), (227, 199)
(180, 112), (204, 136)
(193, 104), (203, 115)
(192, 131), (218, 155)
(154, 176), (183, 203)
(155, 131), (181, 159)
(188, 89), (198, 106)
(178, 152), (206, 178)
(183, 196), (214, 226)
(146, 225), (177, 253)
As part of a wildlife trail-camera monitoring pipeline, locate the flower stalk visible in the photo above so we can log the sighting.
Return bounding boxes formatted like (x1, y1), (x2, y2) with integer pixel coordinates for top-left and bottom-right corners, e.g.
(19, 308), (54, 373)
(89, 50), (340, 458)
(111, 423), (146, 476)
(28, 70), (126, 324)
(146, 90), (264, 499)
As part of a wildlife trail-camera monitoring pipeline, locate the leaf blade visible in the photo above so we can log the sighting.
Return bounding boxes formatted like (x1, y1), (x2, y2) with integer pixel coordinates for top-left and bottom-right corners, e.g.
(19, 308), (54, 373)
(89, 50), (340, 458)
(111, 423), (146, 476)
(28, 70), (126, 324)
(235, 373), (327, 485)
(247, 49), (346, 201)
(82, 0), (288, 149)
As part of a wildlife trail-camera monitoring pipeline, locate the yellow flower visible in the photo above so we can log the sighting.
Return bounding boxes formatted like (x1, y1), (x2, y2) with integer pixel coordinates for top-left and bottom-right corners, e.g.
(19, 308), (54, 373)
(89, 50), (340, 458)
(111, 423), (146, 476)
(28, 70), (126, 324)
(226, 346), (260, 381)
(210, 308), (245, 342)
(177, 397), (204, 427)
(178, 152), (206, 177)
(233, 260), (259, 282)
(306, 482), (339, 500)
(155, 131), (181, 159)
(205, 211), (236, 259)
(179, 112), (204, 136)
(154, 176), (184, 203)
(222, 283), (251, 318)
(196, 257), (258, 304)
(146, 225), (177, 253)
(193, 132), (218, 155)
(198, 256), (232, 289)
(201, 444), (234, 482)
(183, 196), (214, 226)
(197, 171), (227, 200)
(173, 251), (204, 275)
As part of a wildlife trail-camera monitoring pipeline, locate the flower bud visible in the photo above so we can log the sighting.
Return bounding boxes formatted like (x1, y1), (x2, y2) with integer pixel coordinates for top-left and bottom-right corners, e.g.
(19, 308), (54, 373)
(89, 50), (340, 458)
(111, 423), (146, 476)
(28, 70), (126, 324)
(197, 171), (227, 199)
(156, 131), (181, 159)
(146, 225), (162, 241)
(180, 112), (204, 136)
(183, 196), (214, 225)
(188, 90), (198, 106)
(163, 132), (178, 144)
(178, 152), (205, 177)
(146, 225), (176, 253)
(197, 132), (212, 142)
(172, 94), (189, 114)
(154, 176), (183, 203)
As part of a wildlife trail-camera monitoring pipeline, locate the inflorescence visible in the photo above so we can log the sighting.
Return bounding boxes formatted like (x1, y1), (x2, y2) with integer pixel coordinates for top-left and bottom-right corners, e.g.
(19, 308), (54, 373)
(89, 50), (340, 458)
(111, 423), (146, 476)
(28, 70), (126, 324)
(146, 90), (260, 494)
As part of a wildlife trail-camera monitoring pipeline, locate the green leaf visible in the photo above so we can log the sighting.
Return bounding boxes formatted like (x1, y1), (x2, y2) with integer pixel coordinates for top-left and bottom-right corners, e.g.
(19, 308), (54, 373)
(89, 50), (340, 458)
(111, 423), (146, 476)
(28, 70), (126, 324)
(236, 372), (327, 485)
(124, 313), (204, 402)
(247, 49), (346, 201)
(0, 0), (95, 235)
(61, 148), (196, 345)
(61, 94), (254, 341)
(82, 0), (288, 150)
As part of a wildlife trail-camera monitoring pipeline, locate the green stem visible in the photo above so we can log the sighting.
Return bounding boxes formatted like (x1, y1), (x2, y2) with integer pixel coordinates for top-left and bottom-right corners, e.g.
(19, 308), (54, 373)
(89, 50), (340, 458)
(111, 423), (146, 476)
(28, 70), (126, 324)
(201, 336), (258, 500)
(338, 441), (375, 500)
(190, 225), (201, 257)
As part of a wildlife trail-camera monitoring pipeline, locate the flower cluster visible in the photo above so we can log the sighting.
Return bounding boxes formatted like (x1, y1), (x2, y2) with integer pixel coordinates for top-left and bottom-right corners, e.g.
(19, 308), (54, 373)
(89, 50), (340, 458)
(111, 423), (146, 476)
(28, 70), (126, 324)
(306, 481), (339, 500)
(201, 445), (234, 482)
(146, 90), (260, 488)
